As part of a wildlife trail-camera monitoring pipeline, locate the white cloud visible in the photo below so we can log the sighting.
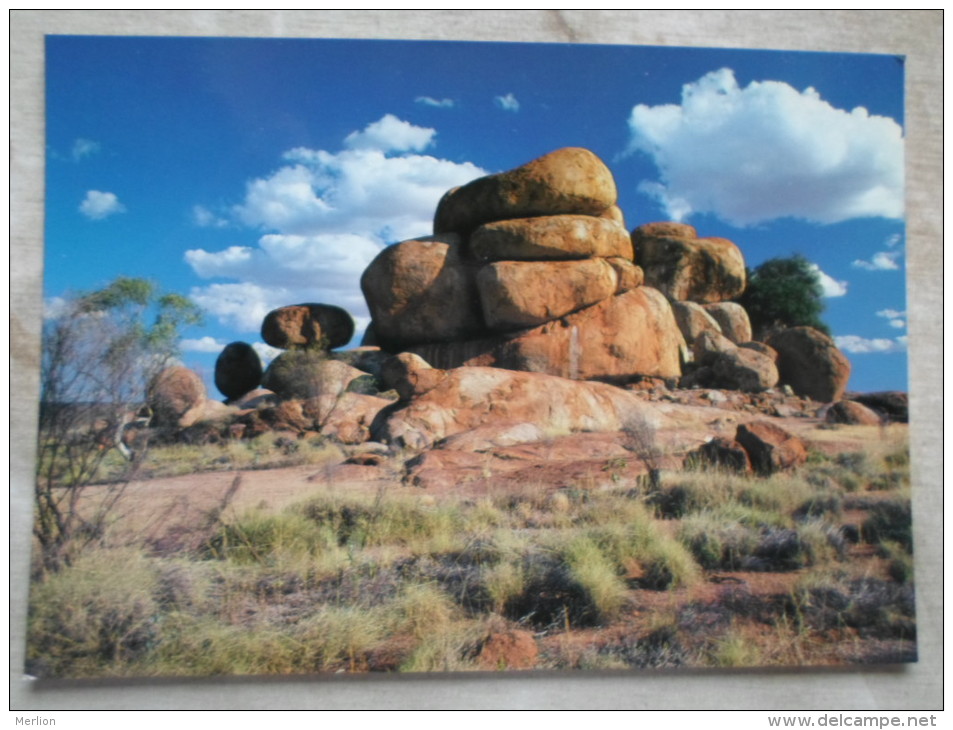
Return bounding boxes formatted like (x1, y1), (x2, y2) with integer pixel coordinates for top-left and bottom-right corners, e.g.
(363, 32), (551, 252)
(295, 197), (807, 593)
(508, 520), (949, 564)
(192, 205), (229, 228)
(181, 336), (227, 353)
(853, 250), (902, 271)
(343, 114), (436, 153)
(71, 138), (100, 161)
(876, 308), (906, 329)
(416, 96), (454, 108)
(79, 190), (125, 220)
(628, 68), (904, 226)
(835, 334), (907, 354)
(495, 93), (520, 112)
(186, 116), (486, 335)
(807, 263), (848, 298)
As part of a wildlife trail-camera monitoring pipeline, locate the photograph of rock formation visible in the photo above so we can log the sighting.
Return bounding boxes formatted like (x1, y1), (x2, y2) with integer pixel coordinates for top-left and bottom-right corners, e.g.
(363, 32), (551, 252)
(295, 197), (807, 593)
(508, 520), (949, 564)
(27, 35), (913, 679)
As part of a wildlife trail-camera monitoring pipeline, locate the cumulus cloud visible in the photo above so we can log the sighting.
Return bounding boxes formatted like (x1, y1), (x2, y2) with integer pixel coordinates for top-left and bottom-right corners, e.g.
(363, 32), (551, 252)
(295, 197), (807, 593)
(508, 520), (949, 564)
(807, 263), (848, 298)
(192, 205), (229, 228)
(343, 114), (436, 152)
(71, 138), (100, 161)
(835, 334), (907, 354)
(79, 190), (125, 220)
(181, 336), (226, 353)
(495, 93), (520, 112)
(186, 115), (486, 335)
(628, 68), (904, 226)
(416, 96), (454, 108)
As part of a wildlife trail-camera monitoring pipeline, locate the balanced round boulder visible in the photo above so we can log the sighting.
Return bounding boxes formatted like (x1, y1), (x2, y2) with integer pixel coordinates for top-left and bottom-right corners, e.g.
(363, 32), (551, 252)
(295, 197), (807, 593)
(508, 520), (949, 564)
(214, 341), (263, 401)
(766, 326), (851, 403)
(149, 366), (206, 428)
(476, 258), (618, 331)
(261, 303), (354, 350)
(433, 147), (617, 234)
(632, 223), (746, 303)
(470, 215), (632, 262)
(360, 234), (484, 348)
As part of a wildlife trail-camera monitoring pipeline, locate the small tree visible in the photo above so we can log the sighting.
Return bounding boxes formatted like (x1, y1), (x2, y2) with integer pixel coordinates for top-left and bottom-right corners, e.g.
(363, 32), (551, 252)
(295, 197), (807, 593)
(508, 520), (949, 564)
(736, 254), (830, 340)
(34, 277), (202, 574)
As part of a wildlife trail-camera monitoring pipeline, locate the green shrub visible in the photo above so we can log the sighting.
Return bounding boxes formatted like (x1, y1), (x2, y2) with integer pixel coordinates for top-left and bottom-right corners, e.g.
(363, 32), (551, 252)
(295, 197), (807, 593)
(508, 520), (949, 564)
(27, 548), (160, 677)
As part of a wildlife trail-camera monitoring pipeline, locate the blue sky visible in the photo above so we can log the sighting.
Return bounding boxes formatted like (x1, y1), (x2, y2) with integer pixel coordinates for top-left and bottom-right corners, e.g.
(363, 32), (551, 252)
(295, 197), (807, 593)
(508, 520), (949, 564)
(44, 36), (907, 394)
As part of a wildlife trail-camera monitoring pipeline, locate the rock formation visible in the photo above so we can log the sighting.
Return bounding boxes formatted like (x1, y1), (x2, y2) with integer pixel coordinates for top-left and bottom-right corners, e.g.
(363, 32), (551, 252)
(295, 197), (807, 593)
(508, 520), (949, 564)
(362, 148), (684, 383)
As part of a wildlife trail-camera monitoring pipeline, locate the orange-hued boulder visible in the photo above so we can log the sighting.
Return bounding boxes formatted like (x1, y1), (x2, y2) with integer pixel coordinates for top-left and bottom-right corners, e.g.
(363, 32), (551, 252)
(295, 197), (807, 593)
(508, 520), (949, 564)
(261, 303), (354, 350)
(373, 363), (661, 449)
(433, 147), (617, 233)
(632, 223), (746, 303)
(735, 420), (807, 476)
(149, 366), (206, 428)
(360, 234), (484, 347)
(767, 326), (851, 403)
(477, 258), (618, 331)
(470, 215), (632, 261)
(406, 287), (683, 383)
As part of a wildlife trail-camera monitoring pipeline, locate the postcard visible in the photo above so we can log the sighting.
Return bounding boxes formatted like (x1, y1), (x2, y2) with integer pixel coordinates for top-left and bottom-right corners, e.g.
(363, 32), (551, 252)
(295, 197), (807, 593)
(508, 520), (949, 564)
(25, 32), (916, 683)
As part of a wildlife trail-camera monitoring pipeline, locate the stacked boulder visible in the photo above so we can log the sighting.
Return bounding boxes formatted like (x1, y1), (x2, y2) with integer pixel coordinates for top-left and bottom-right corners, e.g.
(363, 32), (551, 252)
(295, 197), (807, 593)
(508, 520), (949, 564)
(631, 221), (778, 393)
(361, 147), (684, 383)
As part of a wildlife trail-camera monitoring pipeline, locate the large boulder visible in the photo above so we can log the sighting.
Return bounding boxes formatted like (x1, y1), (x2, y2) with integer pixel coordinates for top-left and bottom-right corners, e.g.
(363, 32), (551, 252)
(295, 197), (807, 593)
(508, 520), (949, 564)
(372, 364), (661, 450)
(149, 366), (206, 429)
(214, 341), (263, 401)
(846, 391), (908, 423)
(703, 302), (753, 344)
(735, 420), (807, 476)
(433, 147), (617, 234)
(477, 258), (618, 331)
(405, 287), (683, 383)
(262, 352), (366, 401)
(632, 223), (746, 303)
(708, 347), (779, 393)
(302, 392), (393, 444)
(825, 400), (883, 426)
(766, 327), (851, 403)
(470, 215), (632, 261)
(360, 234), (484, 348)
(261, 304), (354, 350)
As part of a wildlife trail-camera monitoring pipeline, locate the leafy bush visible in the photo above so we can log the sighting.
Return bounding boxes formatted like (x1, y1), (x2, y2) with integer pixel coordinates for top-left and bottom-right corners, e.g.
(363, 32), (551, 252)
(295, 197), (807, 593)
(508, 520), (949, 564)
(735, 254), (830, 338)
